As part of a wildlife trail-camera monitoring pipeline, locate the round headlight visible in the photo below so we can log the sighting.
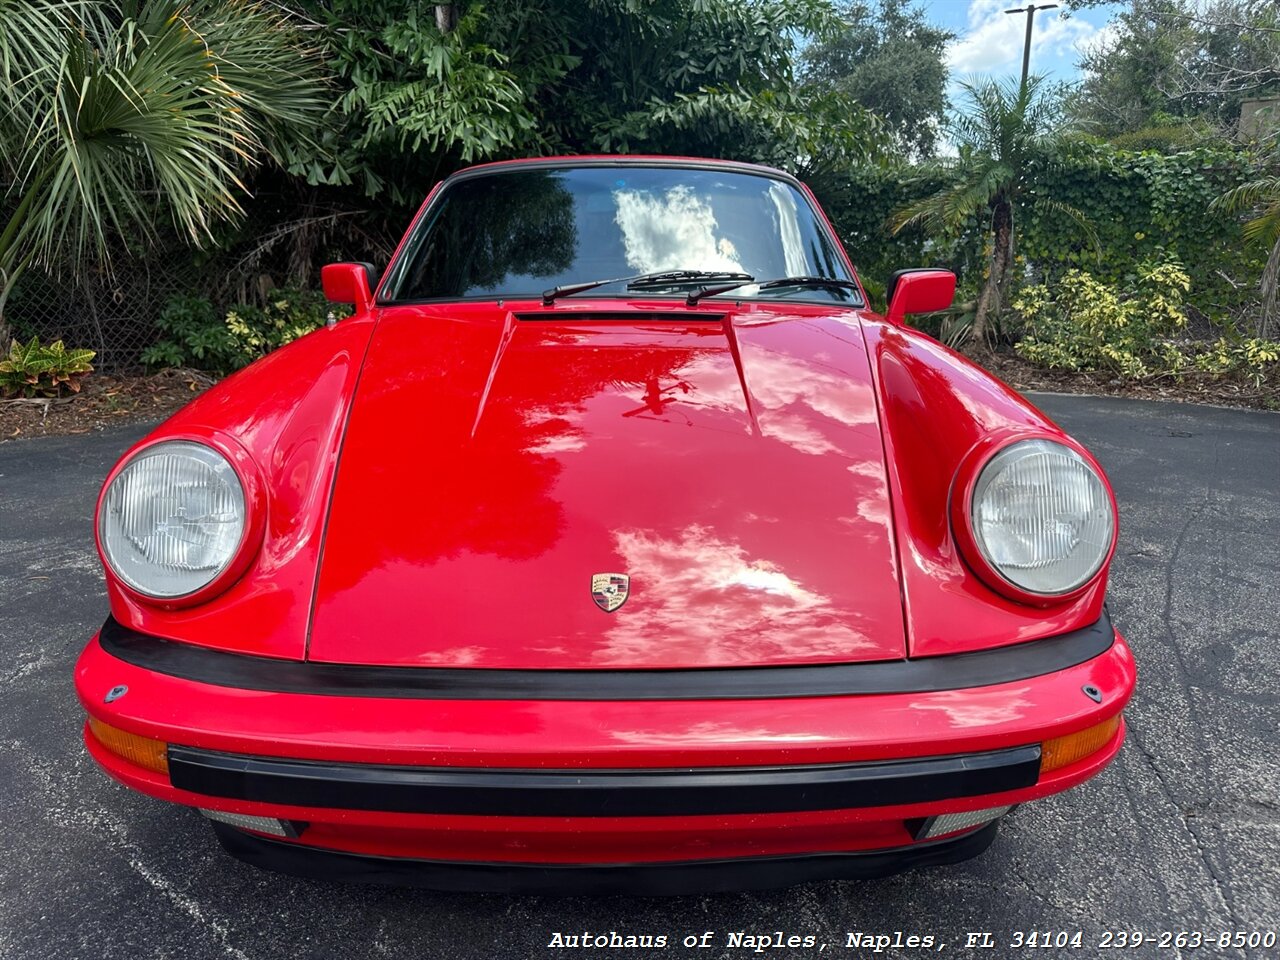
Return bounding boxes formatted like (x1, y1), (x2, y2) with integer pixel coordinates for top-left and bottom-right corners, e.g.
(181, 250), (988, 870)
(970, 439), (1114, 596)
(99, 441), (247, 599)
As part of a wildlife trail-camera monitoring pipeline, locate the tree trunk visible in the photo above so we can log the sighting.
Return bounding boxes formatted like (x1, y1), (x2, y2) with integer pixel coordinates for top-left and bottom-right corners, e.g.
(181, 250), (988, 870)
(973, 198), (1014, 348)
(1259, 233), (1279, 341)
(0, 270), (16, 347)
(434, 4), (457, 32)
(0, 255), (33, 348)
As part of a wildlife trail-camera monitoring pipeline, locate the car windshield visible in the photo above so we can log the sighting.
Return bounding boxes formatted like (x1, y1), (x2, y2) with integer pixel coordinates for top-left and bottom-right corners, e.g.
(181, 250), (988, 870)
(384, 165), (860, 305)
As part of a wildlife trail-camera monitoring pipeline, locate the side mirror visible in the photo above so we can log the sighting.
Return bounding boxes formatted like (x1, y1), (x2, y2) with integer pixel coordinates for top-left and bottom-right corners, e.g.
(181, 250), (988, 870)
(321, 262), (378, 313)
(885, 269), (956, 325)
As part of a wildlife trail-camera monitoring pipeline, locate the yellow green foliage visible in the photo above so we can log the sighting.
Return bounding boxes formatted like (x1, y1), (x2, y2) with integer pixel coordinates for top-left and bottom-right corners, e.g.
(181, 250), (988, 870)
(144, 290), (348, 374)
(1191, 338), (1280, 385)
(1014, 262), (1280, 385)
(224, 294), (340, 362)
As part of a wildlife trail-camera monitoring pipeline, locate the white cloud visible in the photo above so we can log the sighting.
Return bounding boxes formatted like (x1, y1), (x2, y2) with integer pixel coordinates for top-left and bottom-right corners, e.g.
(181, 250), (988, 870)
(945, 0), (1100, 79)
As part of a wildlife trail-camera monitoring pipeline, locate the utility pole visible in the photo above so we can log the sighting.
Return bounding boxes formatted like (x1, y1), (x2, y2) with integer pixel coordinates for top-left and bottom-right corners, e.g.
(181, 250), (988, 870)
(1005, 3), (1059, 90)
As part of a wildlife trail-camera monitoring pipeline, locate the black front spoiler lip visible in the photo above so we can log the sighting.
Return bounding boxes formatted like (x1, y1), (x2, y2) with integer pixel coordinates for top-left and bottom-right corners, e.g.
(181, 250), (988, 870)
(168, 744), (1042, 817)
(210, 819), (1002, 895)
(97, 609), (1115, 701)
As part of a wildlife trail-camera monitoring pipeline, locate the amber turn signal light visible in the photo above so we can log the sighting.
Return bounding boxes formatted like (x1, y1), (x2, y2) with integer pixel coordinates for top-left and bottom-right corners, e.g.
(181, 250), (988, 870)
(1040, 714), (1121, 774)
(88, 716), (169, 775)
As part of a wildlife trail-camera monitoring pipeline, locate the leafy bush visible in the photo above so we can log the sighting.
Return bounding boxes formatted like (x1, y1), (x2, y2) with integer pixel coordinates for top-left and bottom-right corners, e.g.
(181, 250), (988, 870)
(1187, 337), (1280, 387)
(224, 289), (348, 366)
(141, 297), (239, 372)
(1018, 144), (1264, 315)
(144, 290), (347, 375)
(810, 164), (976, 307)
(1014, 261), (1280, 385)
(1014, 261), (1191, 377)
(0, 337), (95, 398)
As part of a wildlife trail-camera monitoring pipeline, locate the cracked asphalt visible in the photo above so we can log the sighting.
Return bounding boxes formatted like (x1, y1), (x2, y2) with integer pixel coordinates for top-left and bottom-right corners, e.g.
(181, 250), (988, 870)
(0, 394), (1277, 960)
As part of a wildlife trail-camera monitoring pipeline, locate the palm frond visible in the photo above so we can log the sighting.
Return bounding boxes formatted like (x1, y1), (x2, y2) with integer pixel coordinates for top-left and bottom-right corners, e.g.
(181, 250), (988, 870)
(3, 0), (329, 279)
(890, 158), (1011, 235)
(171, 1), (331, 163)
(1213, 177), (1280, 215)
(1212, 176), (1280, 254)
(942, 163), (1011, 226)
(28, 11), (248, 263)
(890, 192), (950, 234)
(0, 1), (105, 178)
(1243, 203), (1280, 250)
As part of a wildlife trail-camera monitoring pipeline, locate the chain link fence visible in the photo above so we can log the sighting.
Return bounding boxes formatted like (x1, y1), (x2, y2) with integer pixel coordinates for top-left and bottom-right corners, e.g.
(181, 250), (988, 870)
(6, 195), (398, 373)
(8, 243), (213, 373)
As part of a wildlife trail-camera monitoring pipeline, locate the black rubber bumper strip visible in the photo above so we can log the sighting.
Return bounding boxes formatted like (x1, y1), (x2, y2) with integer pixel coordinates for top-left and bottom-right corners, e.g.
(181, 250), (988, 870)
(167, 744), (1040, 817)
(97, 609), (1114, 701)
(210, 818), (1001, 895)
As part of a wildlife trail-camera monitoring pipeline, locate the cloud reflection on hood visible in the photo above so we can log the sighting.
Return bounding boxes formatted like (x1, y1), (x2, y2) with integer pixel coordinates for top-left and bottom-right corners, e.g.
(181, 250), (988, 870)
(597, 523), (877, 666)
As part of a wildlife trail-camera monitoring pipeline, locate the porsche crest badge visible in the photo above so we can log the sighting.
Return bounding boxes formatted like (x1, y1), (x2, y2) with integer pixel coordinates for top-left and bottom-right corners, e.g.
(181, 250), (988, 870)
(591, 572), (629, 613)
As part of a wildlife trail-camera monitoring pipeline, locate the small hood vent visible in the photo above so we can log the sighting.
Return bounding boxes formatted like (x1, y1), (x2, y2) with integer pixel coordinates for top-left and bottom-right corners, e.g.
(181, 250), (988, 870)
(514, 310), (725, 323)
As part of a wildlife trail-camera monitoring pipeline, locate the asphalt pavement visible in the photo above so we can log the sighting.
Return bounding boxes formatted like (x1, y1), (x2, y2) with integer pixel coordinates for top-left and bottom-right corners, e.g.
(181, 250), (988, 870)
(0, 394), (1277, 960)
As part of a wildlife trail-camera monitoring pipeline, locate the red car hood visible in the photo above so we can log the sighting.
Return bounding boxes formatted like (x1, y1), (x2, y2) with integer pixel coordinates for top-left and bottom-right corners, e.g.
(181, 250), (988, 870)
(307, 302), (906, 669)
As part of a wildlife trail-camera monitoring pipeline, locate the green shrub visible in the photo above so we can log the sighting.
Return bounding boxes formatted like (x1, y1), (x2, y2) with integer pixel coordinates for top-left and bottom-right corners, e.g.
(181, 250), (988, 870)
(0, 337), (95, 398)
(809, 164), (982, 308)
(142, 296), (239, 372)
(144, 290), (348, 375)
(224, 289), (348, 366)
(816, 144), (1264, 327)
(1014, 261), (1190, 377)
(1018, 145), (1263, 316)
(1014, 262), (1280, 385)
(1187, 337), (1280, 387)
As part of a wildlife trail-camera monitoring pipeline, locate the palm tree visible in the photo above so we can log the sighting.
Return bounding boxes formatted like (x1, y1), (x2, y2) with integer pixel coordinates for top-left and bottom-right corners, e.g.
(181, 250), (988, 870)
(891, 76), (1093, 344)
(0, 0), (328, 342)
(1213, 172), (1280, 339)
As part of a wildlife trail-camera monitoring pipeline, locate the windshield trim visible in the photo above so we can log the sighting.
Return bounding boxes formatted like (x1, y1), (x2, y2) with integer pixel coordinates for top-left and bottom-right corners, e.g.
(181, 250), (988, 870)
(446, 156), (806, 188)
(384, 291), (866, 309)
(377, 160), (862, 308)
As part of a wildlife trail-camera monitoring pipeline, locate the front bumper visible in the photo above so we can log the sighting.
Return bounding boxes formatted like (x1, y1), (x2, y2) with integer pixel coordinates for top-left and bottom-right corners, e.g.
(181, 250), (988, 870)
(208, 817), (1003, 895)
(76, 613), (1135, 884)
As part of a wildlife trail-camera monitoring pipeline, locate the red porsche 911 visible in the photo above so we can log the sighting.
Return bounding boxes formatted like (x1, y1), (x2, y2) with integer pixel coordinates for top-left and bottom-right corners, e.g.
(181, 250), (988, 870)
(75, 156), (1135, 893)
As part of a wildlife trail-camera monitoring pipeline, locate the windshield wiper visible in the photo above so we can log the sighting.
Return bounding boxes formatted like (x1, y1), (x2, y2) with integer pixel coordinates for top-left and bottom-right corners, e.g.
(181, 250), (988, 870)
(628, 270), (754, 289)
(542, 270), (754, 305)
(685, 276), (861, 306)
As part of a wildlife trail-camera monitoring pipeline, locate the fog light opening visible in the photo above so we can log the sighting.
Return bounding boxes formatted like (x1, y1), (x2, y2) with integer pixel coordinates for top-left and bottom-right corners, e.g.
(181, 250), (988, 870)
(199, 809), (306, 838)
(1040, 714), (1122, 774)
(88, 716), (169, 775)
(910, 805), (1011, 841)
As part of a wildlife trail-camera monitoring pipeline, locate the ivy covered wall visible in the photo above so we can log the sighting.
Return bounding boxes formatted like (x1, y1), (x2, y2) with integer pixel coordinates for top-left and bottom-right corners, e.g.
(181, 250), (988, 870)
(812, 144), (1264, 323)
(1020, 145), (1262, 317)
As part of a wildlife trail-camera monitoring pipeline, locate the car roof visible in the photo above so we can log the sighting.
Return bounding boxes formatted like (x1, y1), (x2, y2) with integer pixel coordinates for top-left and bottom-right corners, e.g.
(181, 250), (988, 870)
(445, 155), (802, 187)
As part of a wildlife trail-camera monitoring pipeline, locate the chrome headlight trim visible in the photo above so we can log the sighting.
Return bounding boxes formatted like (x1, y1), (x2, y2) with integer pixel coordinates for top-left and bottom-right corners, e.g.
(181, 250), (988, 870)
(98, 440), (248, 599)
(968, 438), (1115, 597)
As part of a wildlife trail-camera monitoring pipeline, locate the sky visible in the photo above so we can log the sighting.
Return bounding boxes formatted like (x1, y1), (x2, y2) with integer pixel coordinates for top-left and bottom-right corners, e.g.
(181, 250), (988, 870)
(919, 0), (1125, 94)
